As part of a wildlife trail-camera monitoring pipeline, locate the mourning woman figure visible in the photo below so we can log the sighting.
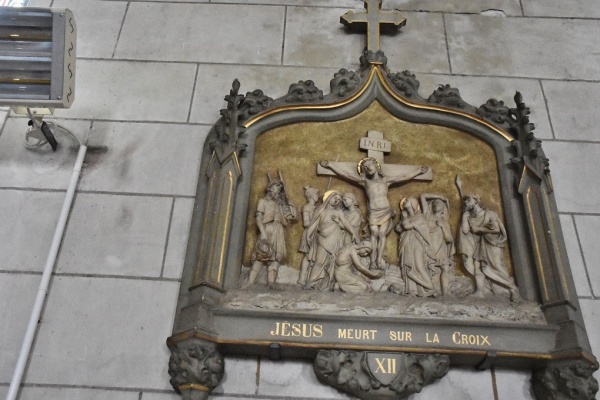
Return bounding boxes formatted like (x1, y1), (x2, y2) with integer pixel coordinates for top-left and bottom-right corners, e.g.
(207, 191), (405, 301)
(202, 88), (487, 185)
(396, 197), (439, 298)
(334, 240), (384, 293)
(304, 190), (359, 291)
(421, 194), (455, 295)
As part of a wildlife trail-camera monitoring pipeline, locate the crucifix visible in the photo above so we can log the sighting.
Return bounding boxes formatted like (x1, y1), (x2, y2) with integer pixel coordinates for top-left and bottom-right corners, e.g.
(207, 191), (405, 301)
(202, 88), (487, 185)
(317, 130), (432, 270)
(340, 0), (406, 53)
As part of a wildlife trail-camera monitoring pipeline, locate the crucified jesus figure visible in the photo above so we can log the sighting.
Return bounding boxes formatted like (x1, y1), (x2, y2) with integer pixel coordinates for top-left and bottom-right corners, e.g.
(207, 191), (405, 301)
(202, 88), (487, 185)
(319, 157), (429, 269)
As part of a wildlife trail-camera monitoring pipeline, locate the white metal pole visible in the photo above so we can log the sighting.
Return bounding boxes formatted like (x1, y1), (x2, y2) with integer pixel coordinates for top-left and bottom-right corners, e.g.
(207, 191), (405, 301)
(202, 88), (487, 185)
(6, 144), (87, 400)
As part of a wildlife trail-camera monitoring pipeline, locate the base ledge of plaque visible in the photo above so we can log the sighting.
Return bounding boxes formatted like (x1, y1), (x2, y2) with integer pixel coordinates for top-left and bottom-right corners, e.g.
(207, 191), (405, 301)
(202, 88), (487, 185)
(314, 350), (449, 400)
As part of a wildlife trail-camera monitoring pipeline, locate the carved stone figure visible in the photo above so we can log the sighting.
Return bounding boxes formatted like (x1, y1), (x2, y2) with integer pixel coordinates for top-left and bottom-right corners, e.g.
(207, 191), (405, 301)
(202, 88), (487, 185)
(396, 197), (439, 298)
(458, 194), (520, 301)
(319, 157), (429, 270)
(342, 192), (363, 245)
(421, 194), (455, 295)
(245, 175), (297, 289)
(298, 186), (321, 285)
(334, 240), (384, 293)
(304, 190), (359, 291)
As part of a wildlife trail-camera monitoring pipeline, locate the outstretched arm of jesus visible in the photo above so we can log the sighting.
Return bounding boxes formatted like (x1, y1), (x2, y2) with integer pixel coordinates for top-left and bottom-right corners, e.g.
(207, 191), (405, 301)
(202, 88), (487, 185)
(387, 166), (429, 185)
(319, 160), (362, 184)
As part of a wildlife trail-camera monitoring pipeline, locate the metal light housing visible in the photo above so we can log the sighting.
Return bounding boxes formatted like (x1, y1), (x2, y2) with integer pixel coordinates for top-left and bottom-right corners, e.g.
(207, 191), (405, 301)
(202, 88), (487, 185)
(0, 6), (76, 111)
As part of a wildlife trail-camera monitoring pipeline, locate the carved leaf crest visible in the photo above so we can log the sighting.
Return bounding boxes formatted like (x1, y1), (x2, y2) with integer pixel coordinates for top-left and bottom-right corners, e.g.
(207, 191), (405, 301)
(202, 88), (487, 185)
(427, 84), (471, 110)
(387, 70), (420, 98)
(238, 89), (273, 122)
(285, 80), (324, 103)
(330, 68), (361, 98)
(477, 98), (513, 127)
(168, 343), (224, 392)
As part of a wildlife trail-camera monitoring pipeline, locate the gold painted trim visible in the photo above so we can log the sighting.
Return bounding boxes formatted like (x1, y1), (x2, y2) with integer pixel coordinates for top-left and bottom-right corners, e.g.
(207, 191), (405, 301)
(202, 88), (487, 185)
(194, 167), (217, 285)
(242, 66), (512, 143)
(170, 330), (600, 364)
(216, 171), (235, 284)
(232, 151), (242, 177)
(168, 330), (559, 360)
(179, 383), (210, 392)
(542, 192), (570, 300)
(243, 67), (379, 128)
(526, 186), (550, 301)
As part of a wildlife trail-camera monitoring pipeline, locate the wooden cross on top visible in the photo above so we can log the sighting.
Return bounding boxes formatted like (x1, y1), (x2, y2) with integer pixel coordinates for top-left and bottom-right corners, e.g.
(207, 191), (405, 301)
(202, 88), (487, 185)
(340, 0), (406, 52)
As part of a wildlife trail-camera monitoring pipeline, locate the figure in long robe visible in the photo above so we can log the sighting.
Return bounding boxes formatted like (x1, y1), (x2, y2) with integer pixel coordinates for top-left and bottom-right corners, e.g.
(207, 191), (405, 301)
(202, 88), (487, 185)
(342, 192), (363, 246)
(319, 158), (429, 270)
(303, 190), (359, 291)
(396, 197), (439, 297)
(421, 194), (455, 295)
(334, 241), (384, 293)
(246, 179), (297, 288)
(297, 186), (321, 285)
(458, 194), (520, 302)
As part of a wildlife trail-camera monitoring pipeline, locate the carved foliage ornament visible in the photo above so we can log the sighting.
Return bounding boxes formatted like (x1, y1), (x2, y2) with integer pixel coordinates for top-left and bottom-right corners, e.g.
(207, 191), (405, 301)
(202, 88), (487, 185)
(532, 361), (599, 400)
(314, 350), (449, 399)
(168, 343), (224, 393)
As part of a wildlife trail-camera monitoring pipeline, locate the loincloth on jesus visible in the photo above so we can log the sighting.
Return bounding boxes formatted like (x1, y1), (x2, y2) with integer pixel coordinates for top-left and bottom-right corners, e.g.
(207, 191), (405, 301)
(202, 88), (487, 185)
(368, 206), (396, 226)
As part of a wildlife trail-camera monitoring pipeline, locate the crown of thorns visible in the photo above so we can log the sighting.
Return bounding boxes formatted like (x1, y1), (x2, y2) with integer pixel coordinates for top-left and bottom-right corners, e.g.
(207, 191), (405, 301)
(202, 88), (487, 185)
(357, 157), (381, 175)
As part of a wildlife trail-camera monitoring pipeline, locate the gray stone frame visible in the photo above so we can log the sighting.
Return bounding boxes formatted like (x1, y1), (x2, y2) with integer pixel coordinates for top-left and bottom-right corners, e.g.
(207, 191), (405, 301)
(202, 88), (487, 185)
(168, 52), (598, 400)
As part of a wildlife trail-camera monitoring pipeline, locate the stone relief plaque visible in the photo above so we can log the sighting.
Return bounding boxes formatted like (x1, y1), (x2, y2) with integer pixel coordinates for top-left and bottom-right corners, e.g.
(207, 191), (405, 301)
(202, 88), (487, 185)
(167, 1), (598, 399)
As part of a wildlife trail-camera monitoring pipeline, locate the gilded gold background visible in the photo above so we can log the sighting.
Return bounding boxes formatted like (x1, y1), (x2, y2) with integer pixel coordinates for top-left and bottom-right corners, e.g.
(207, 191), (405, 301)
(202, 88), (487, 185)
(243, 102), (512, 275)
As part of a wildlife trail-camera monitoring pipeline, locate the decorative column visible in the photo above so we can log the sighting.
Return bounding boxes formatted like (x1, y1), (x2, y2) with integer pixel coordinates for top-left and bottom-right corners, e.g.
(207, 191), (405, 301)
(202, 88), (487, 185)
(510, 92), (575, 308)
(192, 80), (247, 290)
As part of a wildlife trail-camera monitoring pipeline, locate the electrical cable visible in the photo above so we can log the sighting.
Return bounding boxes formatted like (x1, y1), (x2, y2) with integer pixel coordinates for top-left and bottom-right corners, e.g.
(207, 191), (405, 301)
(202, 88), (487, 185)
(6, 120), (87, 400)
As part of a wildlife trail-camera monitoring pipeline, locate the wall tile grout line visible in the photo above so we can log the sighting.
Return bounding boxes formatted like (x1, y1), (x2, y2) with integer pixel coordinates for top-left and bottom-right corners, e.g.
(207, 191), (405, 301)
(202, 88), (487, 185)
(255, 356), (261, 395)
(0, 272), (177, 283)
(281, 6), (287, 66)
(536, 138), (600, 145)
(490, 367), (499, 400)
(519, 0), (525, 16)
(91, 0), (600, 21)
(0, 187), (196, 199)
(538, 79), (556, 140)
(84, 0), (600, 21)
(0, 110), (8, 138)
(7, 114), (214, 127)
(186, 64), (201, 123)
(111, 1), (130, 59)
(442, 13), (453, 75)
(73, 56), (600, 84)
(1, 380), (368, 400)
(52, 271), (181, 282)
(571, 214), (596, 298)
(160, 197), (177, 278)
(0, 270), (44, 276)
(77, 190), (196, 199)
(0, 187), (70, 193)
